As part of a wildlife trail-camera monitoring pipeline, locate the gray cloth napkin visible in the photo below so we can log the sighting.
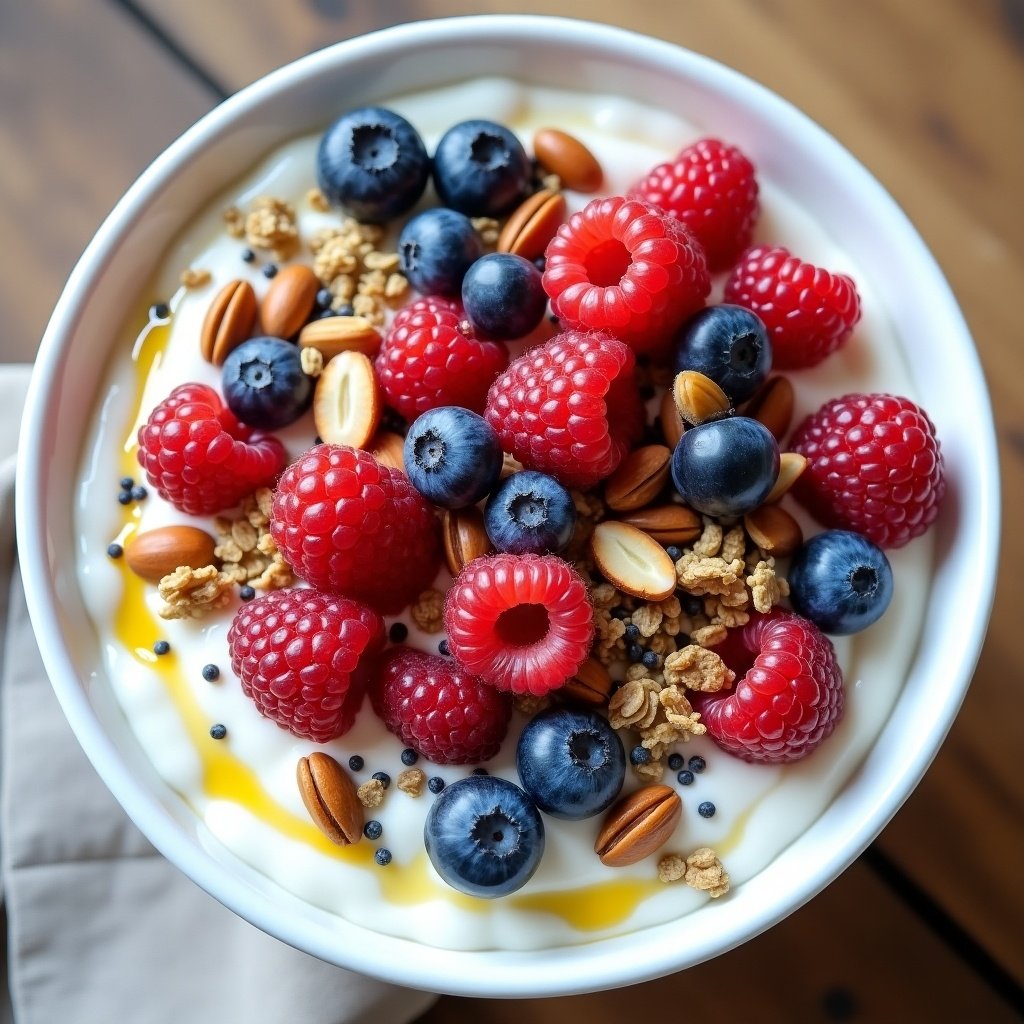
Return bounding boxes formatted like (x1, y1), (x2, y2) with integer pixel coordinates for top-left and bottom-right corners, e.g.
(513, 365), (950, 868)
(0, 365), (434, 1024)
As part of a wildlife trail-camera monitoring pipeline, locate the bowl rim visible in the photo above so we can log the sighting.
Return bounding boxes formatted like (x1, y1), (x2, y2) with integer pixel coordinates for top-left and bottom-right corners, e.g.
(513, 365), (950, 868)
(16, 13), (1000, 997)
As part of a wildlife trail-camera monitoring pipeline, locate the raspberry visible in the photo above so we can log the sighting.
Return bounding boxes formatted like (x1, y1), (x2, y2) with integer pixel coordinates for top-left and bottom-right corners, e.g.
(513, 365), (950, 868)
(630, 137), (759, 271)
(270, 444), (441, 614)
(227, 587), (385, 743)
(723, 245), (861, 369)
(369, 646), (512, 764)
(695, 611), (844, 764)
(136, 382), (286, 515)
(790, 393), (945, 549)
(483, 331), (645, 489)
(543, 195), (710, 354)
(444, 553), (593, 696)
(375, 295), (508, 420)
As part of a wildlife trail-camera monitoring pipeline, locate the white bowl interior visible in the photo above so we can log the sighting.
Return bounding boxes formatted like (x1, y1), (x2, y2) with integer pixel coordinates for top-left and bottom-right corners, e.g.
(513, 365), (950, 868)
(17, 16), (999, 998)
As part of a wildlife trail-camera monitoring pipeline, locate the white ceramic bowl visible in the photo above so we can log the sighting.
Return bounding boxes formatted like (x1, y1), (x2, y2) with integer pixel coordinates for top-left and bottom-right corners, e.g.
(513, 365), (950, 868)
(17, 15), (999, 998)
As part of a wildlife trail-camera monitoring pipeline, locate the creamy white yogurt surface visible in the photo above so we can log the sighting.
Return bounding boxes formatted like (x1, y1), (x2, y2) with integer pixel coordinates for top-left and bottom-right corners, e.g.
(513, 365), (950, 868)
(75, 79), (932, 951)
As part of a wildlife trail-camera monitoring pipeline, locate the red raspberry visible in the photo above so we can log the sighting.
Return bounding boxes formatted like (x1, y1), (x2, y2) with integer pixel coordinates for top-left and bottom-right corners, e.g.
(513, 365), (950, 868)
(270, 444), (441, 614)
(630, 137), (759, 271)
(723, 245), (861, 369)
(369, 646), (512, 764)
(444, 553), (593, 696)
(227, 587), (385, 743)
(483, 331), (645, 489)
(137, 382), (286, 515)
(543, 195), (710, 355)
(376, 295), (508, 420)
(695, 611), (844, 764)
(790, 393), (945, 549)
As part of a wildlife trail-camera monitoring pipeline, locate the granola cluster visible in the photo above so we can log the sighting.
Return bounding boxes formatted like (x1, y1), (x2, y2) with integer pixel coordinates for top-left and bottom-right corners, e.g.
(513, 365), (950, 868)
(240, 196), (300, 261)
(657, 847), (730, 897)
(213, 488), (294, 590)
(157, 565), (235, 620)
(410, 589), (445, 634)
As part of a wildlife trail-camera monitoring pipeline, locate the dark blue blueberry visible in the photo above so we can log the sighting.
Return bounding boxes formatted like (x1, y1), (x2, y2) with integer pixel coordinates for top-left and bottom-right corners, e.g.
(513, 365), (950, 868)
(666, 546), (682, 561)
(681, 594), (704, 616)
(403, 406), (503, 509)
(131, 485), (148, 501)
(364, 819), (383, 841)
(239, 585), (256, 602)
(461, 252), (546, 340)
(629, 745), (650, 766)
(432, 120), (531, 217)
(688, 755), (706, 773)
(201, 664), (220, 682)
(222, 337), (312, 430)
(107, 543), (123, 559)
(438, 639), (450, 657)
(317, 107), (429, 222)
(372, 771), (391, 789)
(677, 770), (695, 786)
(642, 650), (660, 670)
(674, 304), (771, 405)
(388, 622), (409, 644)
(153, 640), (170, 656)
(117, 491), (132, 506)
(241, 248), (255, 263)
(667, 753), (684, 771)
(624, 623), (640, 641)
(119, 476), (134, 489)
(471, 767), (489, 776)
(516, 707), (625, 820)
(150, 303), (169, 320)
(671, 416), (779, 517)
(424, 776), (544, 898)
(627, 643), (644, 663)
(262, 263), (278, 279)
(336, 303), (355, 318)
(788, 529), (894, 635)
(398, 208), (483, 296)
(209, 724), (227, 740)
(315, 287), (333, 309)
(401, 748), (419, 766)
(374, 848), (393, 867)
(348, 755), (364, 772)
(318, 307), (339, 319)
(428, 776), (446, 794)
(698, 800), (716, 818)
(484, 470), (575, 555)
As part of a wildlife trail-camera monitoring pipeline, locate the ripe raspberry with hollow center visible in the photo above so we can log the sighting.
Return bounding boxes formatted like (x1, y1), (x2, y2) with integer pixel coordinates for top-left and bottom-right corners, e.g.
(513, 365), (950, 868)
(543, 195), (710, 354)
(270, 443), (441, 614)
(369, 646), (512, 764)
(693, 610), (844, 764)
(137, 382), (286, 515)
(483, 331), (645, 489)
(789, 392), (945, 549)
(227, 587), (385, 743)
(443, 553), (594, 696)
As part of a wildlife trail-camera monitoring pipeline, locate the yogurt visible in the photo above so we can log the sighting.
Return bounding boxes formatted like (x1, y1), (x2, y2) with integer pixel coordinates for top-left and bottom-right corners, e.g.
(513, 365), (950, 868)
(74, 79), (932, 951)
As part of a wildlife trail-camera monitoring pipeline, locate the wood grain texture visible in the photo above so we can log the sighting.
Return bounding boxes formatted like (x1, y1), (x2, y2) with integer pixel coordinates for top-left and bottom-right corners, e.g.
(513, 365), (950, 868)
(0, 0), (216, 363)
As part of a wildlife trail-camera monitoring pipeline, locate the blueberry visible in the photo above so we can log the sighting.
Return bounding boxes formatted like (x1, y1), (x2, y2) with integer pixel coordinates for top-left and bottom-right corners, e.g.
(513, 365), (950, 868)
(388, 622), (408, 644)
(131, 485), (147, 501)
(642, 650), (660, 670)
(401, 748), (419, 766)
(398, 208), (483, 296)
(698, 801), (716, 818)
(375, 848), (393, 866)
(317, 107), (429, 222)
(348, 755), (364, 772)
(424, 775), (544, 898)
(461, 253), (546, 340)
(428, 776), (446, 794)
(484, 471), (575, 555)
(438, 639), (450, 657)
(667, 753), (684, 771)
(150, 303), (169, 320)
(788, 530), (894, 635)
(315, 287), (333, 309)
(674, 305), (771, 405)
(677, 770), (695, 786)
(201, 664), (220, 682)
(666, 546), (682, 561)
(209, 724), (227, 740)
(119, 476), (134, 489)
(624, 624), (640, 641)
(153, 640), (170, 656)
(671, 416), (779, 517)
(516, 707), (625, 820)
(432, 120), (531, 217)
(241, 248), (255, 263)
(372, 771), (391, 790)
(627, 643), (644, 663)
(364, 820), (383, 841)
(403, 407), (503, 509)
(262, 263), (278, 279)
(629, 745), (650, 766)
(222, 337), (312, 430)
(107, 543), (123, 559)
(688, 755), (706, 773)
(117, 491), (132, 506)
(239, 585), (256, 602)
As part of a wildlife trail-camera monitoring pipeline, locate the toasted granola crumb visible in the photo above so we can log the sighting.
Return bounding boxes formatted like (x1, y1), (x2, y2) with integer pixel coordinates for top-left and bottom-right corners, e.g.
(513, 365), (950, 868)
(306, 187), (331, 212)
(540, 173), (562, 193)
(720, 525), (746, 564)
(593, 607), (627, 665)
(313, 233), (359, 282)
(397, 768), (426, 797)
(471, 217), (501, 246)
(690, 623), (728, 649)
(634, 759), (665, 781)
(214, 493), (294, 589)
(675, 551), (747, 600)
(364, 250), (400, 272)
(157, 565), (234, 619)
(630, 603), (663, 638)
(300, 346), (324, 377)
(590, 583), (618, 611)
(514, 693), (553, 716)
(357, 779), (386, 809)
(663, 645), (734, 693)
(180, 267), (211, 289)
(747, 558), (789, 614)
(245, 196), (299, 259)
(608, 677), (661, 730)
(657, 853), (687, 883)
(684, 847), (730, 897)
(658, 686), (706, 736)
(692, 519), (723, 558)
(222, 205), (246, 238)
(411, 589), (445, 633)
(352, 292), (384, 325)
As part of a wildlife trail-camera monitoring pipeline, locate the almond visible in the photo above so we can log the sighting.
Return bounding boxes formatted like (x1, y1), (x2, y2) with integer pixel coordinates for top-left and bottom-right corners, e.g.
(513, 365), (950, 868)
(496, 189), (567, 262)
(764, 451), (808, 504)
(604, 445), (671, 512)
(442, 506), (493, 576)
(744, 504), (804, 557)
(125, 525), (217, 583)
(560, 658), (612, 708)
(298, 315), (382, 360)
(744, 375), (794, 441)
(594, 785), (681, 867)
(200, 279), (257, 365)
(618, 504), (702, 546)
(589, 521), (677, 602)
(659, 389), (684, 450)
(369, 430), (405, 472)
(313, 350), (381, 449)
(674, 370), (731, 425)
(260, 265), (319, 338)
(533, 128), (603, 192)
(297, 752), (363, 846)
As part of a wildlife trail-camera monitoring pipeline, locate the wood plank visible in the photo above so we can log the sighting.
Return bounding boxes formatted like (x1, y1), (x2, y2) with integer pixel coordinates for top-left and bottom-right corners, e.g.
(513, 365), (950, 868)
(0, 0), (217, 364)
(414, 862), (1019, 1023)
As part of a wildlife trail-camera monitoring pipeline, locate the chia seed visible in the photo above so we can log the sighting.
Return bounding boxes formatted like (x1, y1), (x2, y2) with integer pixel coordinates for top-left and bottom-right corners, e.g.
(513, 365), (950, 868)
(666, 546), (682, 561)
(348, 755), (364, 772)
(153, 640), (170, 656)
(667, 752), (684, 771)
(677, 770), (695, 786)
(201, 664), (220, 682)
(239, 585), (256, 602)
(117, 491), (132, 506)
(471, 767), (488, 776)
(438, 639), (450, 657)
(131, 485), (148, 501)
(688, 755), (707, 774)
(150, 302), (170, 320)
(388, 622), (409, 644)
(119, 476), (134, 490)
(262, 263), (278, 279)
(209, 724), (227, 740)
(363, 820), (383, 841)
(107, 543), (123, 559)
(400, 748), (418, 766)
(427, 777), (445, 794)
(698, 801), (716, 818)
(374, 848), (392, 867)
(372, 771), (391, 789)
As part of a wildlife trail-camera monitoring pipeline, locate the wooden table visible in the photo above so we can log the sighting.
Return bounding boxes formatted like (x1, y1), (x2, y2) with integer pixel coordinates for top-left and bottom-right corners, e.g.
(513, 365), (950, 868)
(3, 1), (1021, 1019)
